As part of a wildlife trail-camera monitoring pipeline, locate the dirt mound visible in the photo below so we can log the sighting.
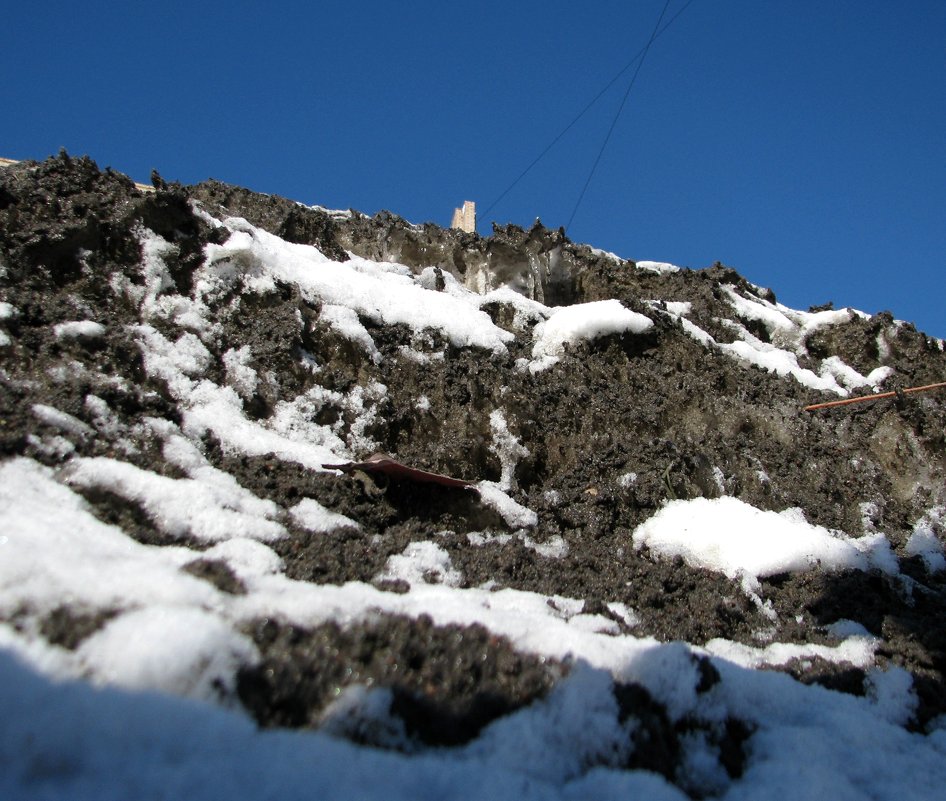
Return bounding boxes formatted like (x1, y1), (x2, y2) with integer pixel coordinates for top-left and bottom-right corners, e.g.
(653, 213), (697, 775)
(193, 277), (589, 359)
(2, 153), (945, 792)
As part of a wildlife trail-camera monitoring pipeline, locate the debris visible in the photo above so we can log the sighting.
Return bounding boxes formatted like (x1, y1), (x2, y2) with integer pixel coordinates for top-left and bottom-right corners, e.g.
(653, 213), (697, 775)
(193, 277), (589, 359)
(804, 381), (946, 412)
(322, 453), (476, 490)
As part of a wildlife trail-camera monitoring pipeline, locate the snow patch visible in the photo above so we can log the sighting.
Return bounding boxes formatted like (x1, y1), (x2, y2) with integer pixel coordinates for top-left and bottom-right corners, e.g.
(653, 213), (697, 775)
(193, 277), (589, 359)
(530, 300), (652, 371)
(64, 454), (286, 543)
(635, 260), (680, 274)
(53, 320), (106, 339)
(289, 498), (359, 533)
(377, 542), (462, 588)
(633, 497), (897, 582)
(477, 481), (539, 529)
(76, 606), (258, 702)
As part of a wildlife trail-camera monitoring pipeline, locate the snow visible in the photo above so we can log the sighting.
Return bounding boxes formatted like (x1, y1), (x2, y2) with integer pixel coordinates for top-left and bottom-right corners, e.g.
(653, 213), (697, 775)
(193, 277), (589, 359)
(53, 319), (106, 339)
(660, 296), (891, 396)
(289, 498), (359, 533)
(203, 220), (513, 353)
(488, 409), (530, 490)
(31, 402), (94, 439)
(318, 302), (382, 361)
(377, 541), (463, 588)
(65, 454), (286, 543)
(4, 427), (946, 799)
(906, 509), (946, 572)
(633, 496), (898, 582)
(76, 606), (259, 701)
(635, 260), (681, 274)
(617, 471), (638, 488)
(703, 635), (877, 671)
(221, 345), (260, 400)
(476, 481), (539, 529)
(530, 299), (653, 371)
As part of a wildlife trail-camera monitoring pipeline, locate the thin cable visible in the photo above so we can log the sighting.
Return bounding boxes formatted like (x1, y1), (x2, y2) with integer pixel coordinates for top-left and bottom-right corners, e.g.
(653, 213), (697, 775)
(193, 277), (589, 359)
(565, 0), (672, 232)
(481, 0), (695, 219)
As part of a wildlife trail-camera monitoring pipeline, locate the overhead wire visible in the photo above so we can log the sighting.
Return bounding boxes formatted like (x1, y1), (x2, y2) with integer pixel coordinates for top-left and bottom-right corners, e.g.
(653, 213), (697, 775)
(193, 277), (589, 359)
(565, 0), (672, 232)
(481, 0), (696, 221)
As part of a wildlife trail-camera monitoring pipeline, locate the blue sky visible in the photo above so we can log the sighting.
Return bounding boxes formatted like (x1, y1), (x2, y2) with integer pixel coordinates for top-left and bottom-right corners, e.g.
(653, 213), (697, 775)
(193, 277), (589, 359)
(3, 1), (944, 337)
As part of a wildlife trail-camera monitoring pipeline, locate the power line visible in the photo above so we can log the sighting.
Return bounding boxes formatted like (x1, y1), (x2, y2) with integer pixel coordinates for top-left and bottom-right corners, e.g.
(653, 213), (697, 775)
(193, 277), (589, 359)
(565, 0), (672, 233)
(481, 0), (696, 220)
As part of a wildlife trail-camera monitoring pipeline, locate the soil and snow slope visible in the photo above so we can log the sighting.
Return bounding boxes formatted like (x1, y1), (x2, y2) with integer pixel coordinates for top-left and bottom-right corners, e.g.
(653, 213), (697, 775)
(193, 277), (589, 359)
(2, 153), (946, 799)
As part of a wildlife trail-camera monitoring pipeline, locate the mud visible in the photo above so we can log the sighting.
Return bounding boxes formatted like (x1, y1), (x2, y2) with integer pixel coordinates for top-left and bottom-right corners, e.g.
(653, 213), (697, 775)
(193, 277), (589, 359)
(2, 153), (946, 790)
(237, 614), (561, 746)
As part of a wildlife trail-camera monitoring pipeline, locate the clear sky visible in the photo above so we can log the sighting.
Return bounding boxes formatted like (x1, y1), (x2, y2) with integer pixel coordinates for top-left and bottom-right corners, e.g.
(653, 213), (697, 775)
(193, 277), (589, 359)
(3, 1), (944, 338)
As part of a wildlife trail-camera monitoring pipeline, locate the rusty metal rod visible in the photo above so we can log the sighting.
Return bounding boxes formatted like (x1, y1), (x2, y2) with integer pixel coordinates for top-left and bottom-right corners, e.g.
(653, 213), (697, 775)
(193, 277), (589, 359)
(804, 381), (946, 412)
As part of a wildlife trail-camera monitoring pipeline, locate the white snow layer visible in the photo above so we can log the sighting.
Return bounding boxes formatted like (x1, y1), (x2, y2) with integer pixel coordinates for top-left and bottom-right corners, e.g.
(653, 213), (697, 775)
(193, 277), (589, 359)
(1, 208), (942, 799)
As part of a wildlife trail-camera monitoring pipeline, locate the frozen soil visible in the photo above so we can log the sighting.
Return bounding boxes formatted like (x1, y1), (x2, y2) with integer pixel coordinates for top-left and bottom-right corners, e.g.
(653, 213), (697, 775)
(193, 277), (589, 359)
(2, 153), (946, 787)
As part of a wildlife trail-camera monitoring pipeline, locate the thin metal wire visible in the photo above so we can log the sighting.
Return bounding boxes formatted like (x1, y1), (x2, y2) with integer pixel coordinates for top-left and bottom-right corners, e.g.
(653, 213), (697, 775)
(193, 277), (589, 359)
(481, 0), (695, 220)
(565, 0), (672, 232)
